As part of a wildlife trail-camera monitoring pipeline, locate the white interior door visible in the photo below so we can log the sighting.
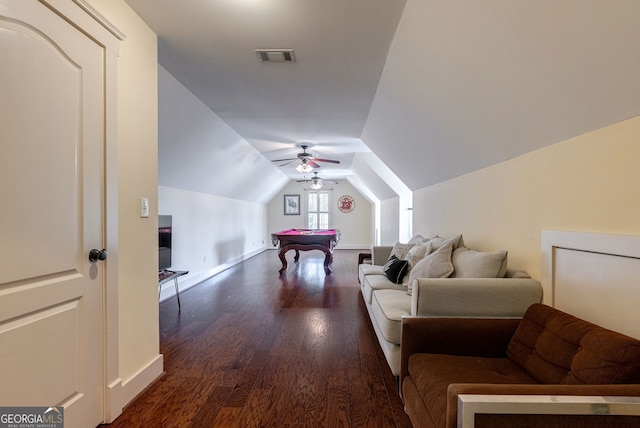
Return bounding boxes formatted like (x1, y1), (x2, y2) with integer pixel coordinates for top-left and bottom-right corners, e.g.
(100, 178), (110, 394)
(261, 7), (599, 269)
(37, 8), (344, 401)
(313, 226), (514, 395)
(0, 1), (106, 426)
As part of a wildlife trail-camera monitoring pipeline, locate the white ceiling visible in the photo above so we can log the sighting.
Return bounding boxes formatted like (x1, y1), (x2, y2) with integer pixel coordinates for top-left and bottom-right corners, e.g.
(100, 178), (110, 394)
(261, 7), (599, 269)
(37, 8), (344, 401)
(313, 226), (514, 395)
(125, 0), (405, 186)
(126, 0), (640, 196)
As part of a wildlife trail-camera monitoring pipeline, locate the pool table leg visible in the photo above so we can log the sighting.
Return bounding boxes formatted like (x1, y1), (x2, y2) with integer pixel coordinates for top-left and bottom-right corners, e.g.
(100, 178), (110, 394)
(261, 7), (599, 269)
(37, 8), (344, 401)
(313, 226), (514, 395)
(278, 248), (288, 274)
(323, 250), (333, 274)
(276, 244), (333, 275)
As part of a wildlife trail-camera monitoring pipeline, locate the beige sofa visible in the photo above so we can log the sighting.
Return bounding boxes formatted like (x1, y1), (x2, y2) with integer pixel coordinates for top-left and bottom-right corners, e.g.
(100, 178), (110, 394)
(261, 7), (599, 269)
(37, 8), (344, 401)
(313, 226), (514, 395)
(358, 235), (543, 377)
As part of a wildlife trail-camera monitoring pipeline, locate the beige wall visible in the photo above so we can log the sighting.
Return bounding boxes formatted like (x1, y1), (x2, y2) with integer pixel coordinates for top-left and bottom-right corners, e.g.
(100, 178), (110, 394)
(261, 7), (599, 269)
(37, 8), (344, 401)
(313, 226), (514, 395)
(379, 196), (400, 245)
(87, 0), (160, 407)
(413, 115), (640, 282)
(267, 180), (372, 249)
(158, 186), (268, 294)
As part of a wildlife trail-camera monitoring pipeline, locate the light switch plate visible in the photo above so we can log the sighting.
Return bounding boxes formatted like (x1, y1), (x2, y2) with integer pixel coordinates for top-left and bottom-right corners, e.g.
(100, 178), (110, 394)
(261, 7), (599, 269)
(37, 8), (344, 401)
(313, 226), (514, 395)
(140, 197), (149, 218)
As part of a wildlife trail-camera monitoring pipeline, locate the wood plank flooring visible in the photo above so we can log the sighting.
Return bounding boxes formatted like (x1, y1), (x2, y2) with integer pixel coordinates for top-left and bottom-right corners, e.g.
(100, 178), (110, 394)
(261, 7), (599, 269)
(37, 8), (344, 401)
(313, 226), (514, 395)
(103, 249), (411, 427)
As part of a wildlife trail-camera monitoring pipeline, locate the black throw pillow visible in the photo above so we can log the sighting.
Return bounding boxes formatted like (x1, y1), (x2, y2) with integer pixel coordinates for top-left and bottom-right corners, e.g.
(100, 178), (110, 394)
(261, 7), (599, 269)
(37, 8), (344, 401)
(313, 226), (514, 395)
(383, 255), (409, 284)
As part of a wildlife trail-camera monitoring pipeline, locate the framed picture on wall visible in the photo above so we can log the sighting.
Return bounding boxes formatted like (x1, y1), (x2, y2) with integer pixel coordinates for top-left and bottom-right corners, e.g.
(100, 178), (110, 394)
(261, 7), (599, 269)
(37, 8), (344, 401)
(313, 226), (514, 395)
(284, 194), (300, 215)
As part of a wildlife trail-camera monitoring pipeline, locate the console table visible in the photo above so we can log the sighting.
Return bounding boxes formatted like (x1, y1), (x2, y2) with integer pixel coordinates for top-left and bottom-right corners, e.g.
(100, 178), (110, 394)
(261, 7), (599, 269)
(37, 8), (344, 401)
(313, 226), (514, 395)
(159, 270), (188, 310)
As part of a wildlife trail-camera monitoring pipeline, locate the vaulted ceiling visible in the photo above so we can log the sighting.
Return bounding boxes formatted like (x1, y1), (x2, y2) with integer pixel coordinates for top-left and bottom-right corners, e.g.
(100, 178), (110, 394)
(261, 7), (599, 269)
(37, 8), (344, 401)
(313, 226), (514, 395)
(126, 0), (640, 202)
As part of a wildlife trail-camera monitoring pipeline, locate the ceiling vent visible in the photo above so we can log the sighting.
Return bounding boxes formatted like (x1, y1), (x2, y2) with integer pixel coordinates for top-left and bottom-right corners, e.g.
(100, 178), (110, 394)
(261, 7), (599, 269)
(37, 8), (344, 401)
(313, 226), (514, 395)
(255, 49), (296, 63)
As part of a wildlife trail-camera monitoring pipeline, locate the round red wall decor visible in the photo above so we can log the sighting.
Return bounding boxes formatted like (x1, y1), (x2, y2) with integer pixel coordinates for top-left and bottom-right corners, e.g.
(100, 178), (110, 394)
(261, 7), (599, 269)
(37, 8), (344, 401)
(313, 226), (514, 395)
(338, 195), (355, 213)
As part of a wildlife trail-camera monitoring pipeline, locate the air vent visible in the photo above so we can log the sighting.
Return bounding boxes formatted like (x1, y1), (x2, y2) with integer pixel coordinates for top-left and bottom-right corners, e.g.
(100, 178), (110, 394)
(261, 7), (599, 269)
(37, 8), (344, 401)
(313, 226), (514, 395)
(255, 49), (296, 63)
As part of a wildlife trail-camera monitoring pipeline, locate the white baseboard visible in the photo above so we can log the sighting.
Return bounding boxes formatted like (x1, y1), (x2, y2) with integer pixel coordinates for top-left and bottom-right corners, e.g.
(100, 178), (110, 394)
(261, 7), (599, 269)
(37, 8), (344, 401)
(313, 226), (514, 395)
(104, 354), (163, 423)
(159, 247), (267, 302)
(336, 244), (373, 250)
(266, 245), (372, 250)
(104, 377), (123, 423)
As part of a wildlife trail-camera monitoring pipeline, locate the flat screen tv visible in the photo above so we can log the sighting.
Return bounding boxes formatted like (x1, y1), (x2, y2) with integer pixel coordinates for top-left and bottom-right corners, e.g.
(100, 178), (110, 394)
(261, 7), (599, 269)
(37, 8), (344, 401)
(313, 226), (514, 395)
(159, 215), (172, 272)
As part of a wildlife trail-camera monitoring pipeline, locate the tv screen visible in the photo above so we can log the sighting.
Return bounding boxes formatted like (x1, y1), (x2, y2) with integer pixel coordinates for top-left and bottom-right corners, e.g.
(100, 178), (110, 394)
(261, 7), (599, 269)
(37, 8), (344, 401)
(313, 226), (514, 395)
(159, 215), (172, 271)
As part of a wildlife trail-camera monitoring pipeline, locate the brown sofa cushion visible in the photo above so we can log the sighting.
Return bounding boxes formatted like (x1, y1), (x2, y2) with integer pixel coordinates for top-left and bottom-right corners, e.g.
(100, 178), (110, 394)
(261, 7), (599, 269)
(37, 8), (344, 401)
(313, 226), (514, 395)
(408, 353), (538, 428)
(507, 303), (640, 384)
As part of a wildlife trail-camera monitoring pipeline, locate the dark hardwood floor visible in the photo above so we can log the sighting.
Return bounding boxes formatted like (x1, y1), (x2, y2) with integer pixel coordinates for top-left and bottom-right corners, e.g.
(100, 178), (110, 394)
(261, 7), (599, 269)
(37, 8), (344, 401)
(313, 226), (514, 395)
(104, 249), (412, 427)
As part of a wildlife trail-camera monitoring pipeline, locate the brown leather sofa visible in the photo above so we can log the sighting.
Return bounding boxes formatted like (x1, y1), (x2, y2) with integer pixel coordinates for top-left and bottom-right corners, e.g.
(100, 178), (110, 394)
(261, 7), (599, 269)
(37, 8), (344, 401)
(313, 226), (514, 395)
(400, 303), (640, 428)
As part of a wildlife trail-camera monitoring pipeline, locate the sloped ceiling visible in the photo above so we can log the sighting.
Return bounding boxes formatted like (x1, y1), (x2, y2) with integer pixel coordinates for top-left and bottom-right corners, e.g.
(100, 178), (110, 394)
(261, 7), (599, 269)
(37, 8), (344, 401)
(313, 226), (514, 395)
(128, 0), (640, 199)
(158, 66), (289, 204)
(363, 0), (640, 190)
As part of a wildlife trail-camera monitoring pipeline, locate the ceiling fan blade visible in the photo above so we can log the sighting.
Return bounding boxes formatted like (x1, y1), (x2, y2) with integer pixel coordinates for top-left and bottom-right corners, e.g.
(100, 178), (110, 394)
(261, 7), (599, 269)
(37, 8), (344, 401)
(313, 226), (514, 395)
(311, 157), (340, 164)
(276, 160), (295, 167)
(296, 179), (311, 183)
(323, 180), (338, 184)
(271, 157), (298, 162)
(307, 160), (321, 168)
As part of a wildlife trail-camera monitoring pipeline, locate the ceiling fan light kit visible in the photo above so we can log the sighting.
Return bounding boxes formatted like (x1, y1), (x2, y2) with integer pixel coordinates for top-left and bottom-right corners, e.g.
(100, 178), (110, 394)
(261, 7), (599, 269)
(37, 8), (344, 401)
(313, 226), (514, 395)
(297, 171), (338, 190)
(296, 162), (314, 173)
(273, 144), (341, 173)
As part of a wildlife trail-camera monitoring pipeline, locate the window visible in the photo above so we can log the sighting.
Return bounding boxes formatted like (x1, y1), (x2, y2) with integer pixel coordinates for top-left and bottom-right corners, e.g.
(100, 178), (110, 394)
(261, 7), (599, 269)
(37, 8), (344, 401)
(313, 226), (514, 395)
(307, 191), (329, 229)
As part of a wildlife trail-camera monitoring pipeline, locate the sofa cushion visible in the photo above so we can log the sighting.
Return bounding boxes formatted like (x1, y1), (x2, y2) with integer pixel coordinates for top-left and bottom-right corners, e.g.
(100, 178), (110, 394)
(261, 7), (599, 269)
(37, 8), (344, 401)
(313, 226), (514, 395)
(450, 247), (508, 278)
(383, 255), (409, 284)
(405, 243), (431, 270)
(371, 289), (411, 344)
(572, 329), (640, 384)
(429, 234), (463, 251)
(358, 263), (384, 285)
(506, 269), (531, 279)
(408, 353), (538, 428)
(407, 243), (454, 288)
(362, 274), (407, 304)
(389, 242), (415, 260)
(507, 303), (640, 385)
(408, 235), (428, 245)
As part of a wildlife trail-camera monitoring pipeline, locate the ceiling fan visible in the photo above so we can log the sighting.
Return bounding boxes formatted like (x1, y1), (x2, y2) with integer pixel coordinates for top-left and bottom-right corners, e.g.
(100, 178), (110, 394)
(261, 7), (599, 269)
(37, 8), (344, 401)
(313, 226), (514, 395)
(272, 144), (340, 172)
(296, 171), (338, 189)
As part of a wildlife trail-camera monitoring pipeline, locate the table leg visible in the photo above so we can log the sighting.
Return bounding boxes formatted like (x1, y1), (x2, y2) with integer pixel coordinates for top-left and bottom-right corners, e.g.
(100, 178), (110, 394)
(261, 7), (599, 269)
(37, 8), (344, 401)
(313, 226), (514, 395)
(323, 250), (332, 274)
(173, 277), (181, 310)
(293, 249), (300, 262)
(278, 248), (288, 274)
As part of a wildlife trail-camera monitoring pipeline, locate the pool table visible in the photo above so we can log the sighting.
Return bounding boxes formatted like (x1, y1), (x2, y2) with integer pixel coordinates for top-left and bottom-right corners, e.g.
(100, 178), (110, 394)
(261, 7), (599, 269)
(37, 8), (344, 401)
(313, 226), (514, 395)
(270, 229), (341, 274)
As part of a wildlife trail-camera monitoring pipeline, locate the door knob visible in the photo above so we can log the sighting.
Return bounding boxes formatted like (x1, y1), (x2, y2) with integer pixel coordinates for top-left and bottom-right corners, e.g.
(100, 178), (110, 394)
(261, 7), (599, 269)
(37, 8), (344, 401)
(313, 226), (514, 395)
(89, 248), (107, 262)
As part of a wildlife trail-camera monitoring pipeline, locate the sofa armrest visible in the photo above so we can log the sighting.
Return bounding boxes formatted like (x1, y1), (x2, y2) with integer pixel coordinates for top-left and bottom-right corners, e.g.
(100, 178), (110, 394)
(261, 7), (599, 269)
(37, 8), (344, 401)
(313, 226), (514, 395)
(400, 317), (521, 384)
(448, 384), (640, 428)
(372, 246), (393, 265)
(410, 278), (542, 317)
